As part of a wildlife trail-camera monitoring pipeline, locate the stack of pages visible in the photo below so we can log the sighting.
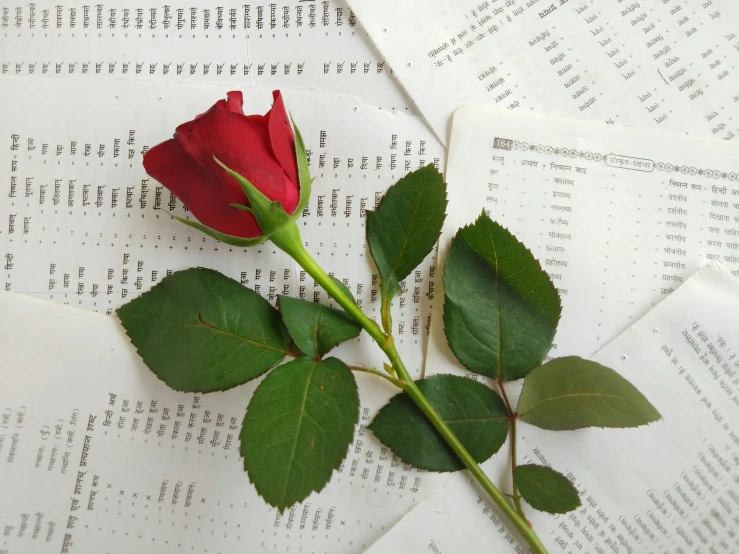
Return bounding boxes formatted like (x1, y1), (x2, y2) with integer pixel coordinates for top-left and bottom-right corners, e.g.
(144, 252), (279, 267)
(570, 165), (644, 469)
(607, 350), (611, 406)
(3, 0), (739, 552)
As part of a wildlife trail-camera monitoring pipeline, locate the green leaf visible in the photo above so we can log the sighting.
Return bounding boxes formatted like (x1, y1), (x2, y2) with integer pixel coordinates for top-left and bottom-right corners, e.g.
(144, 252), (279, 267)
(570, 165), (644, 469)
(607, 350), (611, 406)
(515, 464), (581, 514)
(330, 276), (355, 303)
(278, 296), (362, 359)
(291, 115), (312, 218)
(116, 268), (290, 392)
(172, 216), (267, 247)
(368, 375), (509, 472)
(240, 357), (359, 510)
(517, 356), (662, 430)
(443, 212), (561, 381)
(366, 164), (447, 304)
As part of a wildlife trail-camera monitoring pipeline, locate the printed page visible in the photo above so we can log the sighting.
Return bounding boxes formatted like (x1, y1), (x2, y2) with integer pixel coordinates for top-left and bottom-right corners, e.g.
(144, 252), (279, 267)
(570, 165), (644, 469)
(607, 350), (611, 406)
(1, 78), (442, 366)
(367, 261), (739, 554)
(348, 0), (739, 143)
(0, 285), (447, 553)
(0, 78), (447, 552)
(0, 0), (412, 112)
(427, 103), (739, 372)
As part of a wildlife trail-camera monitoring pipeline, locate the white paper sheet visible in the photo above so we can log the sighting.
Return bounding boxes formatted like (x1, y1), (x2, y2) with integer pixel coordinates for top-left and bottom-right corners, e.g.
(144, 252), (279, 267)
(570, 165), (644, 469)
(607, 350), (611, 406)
(367, 261), (739, 553)
(426, 103), (739, 373)
(348, 0), (739, 143)
(1, 78), (442, 357)
(0, 79), (446, 552)
(0, 0), (412, 113)
(0, 288), (447, 554)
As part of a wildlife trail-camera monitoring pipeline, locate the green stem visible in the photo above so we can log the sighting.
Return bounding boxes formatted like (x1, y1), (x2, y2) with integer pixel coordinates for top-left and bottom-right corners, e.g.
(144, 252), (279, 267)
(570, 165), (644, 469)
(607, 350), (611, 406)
(380, 293), (393, 334)
(348, 365), (407, 388)
(498, 378), (526, 520)
(270, 222), (387, 347)
(271, 221), (548, 554)
(387, 345), (547, 554)
(510, 418), (525, 517)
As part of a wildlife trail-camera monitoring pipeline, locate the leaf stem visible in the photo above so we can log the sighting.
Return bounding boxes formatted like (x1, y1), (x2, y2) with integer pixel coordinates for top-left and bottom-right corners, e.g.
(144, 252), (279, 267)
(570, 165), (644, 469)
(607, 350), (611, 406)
(510, 418), (526, 518)
(380, 293), (393, 334)
(348, 365), (407, 388)
(498, 378), (527, 520)
(273, 225), (548, 554)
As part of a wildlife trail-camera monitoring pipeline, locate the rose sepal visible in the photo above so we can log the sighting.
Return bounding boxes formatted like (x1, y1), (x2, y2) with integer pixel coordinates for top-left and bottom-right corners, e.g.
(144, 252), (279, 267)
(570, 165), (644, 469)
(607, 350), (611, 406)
(171, 216), (269, 247)
(215, 157), (299, 242)
(291, 116), (312, 218)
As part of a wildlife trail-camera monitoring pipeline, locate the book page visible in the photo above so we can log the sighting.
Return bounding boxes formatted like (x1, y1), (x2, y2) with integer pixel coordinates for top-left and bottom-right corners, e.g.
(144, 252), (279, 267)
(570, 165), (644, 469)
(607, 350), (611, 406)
(367, 261), (739, 553)
(0, 283), (447, 553)
(0, 0), (412, 113)
(427, 103), (739, 372)
(1, 78), (441, 361)
(0, 79), (447, 553)
(347, 0), (739, 143)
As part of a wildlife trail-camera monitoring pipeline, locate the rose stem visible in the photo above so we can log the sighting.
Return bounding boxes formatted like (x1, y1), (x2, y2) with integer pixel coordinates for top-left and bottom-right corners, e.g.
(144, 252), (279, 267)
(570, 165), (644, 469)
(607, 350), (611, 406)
(270, 221), (549, 554)
(498, 378), (526, 520)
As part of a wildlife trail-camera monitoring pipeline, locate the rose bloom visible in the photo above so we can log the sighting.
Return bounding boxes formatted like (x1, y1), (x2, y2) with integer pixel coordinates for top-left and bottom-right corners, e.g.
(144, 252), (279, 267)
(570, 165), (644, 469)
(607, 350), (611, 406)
(143, 90), (300, 239)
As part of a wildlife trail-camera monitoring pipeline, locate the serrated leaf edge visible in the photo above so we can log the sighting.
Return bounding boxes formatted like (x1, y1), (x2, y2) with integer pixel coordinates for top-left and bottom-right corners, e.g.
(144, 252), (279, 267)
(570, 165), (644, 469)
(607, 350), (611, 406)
(367, 164), (448, 306)
(277, 295), (362, 359)
(517, 357), (663, 430)
(367, 374), (510, 473)
(442, 212), (562, 381)
(116, 267), (290, 393)
(239, 357), (360, 512)
(515, 463), (582, 515)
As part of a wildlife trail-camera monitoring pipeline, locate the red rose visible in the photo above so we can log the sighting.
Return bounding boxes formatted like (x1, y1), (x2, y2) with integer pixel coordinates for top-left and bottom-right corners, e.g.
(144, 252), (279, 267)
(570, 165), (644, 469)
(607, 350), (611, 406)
(143, 90), (300, 239)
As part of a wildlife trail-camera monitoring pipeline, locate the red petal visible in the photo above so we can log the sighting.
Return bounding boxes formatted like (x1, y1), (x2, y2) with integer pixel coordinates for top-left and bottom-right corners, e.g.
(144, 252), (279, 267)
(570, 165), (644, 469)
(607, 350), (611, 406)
(267, 90), (300, 189)
(216, 91), (244, 114)
(143, 138), (263, 238)
(174, 108), (299, 215)
(195, 91), (244, 120)
(245, 114), (268, 130)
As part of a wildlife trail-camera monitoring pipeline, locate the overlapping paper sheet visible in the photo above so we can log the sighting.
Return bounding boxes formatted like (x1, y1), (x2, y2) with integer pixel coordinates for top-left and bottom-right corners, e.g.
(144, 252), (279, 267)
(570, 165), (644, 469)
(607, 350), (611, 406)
(398, 101), (739, 553)
(5, 0), (739, 552)
(0, 2), (448, 551)
(427, 103), (739, 371)
(367, 261), (739, 553)
(1, 77), (442, 341)
(0, 289), (448, 554)
(0, 79), (446, 554)
(348, 0), (739, 143)
(0, 0), (412, 113)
